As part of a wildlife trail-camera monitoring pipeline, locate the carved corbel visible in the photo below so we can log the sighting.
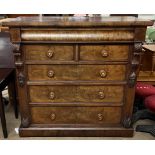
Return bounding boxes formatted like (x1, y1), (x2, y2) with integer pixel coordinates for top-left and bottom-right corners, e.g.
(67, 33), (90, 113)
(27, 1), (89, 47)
(12, 43), (25, 87)
(21, 117), (30, 128)
(128, 72), (137, 88)
(12, 43), (21, 67)
(12, 43), (21, 52)
(18, 72), (25, 87)
(122, 116), (132, 128)
(128, 42), (143, 88)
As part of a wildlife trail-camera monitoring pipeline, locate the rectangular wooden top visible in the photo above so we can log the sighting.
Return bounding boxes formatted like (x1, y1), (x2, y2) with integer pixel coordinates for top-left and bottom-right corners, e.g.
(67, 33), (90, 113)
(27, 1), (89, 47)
(2, 16), (153, 27)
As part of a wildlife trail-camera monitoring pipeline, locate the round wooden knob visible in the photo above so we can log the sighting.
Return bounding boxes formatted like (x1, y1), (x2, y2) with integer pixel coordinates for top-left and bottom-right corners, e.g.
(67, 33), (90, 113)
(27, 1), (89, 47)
(49, 92), (55, 100)
(98, 113), (103, 121)
(50, 113), (56, 120)
(101, 50), (108, 57)
(100, 70), (107, 78)
(48, 70), (54, 78)
(47, 50), (54, 58)
(98, 91), (105, 99)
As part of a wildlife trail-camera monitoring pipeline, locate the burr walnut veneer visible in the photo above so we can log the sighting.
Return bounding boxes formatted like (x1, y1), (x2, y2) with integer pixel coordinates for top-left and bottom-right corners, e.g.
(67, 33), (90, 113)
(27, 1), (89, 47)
(2, 16), (153, 137)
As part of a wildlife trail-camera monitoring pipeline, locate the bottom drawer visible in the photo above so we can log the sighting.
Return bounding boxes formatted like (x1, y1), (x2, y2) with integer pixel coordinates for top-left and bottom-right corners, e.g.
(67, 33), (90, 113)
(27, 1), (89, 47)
(31, 107), (122, 124)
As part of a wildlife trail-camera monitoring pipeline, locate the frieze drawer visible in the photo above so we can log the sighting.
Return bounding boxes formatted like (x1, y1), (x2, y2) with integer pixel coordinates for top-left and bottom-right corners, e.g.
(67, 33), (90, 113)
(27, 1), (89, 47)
(21, 29), (134, 42)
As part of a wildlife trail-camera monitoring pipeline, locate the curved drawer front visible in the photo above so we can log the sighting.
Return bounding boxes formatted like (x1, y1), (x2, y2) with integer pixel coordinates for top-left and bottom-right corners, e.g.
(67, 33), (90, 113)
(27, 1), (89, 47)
(24, 45), (74, 61)
(21, 29), (134, 41)
(80, 45), (130, 61)
(29, 85), (124, 103)
(31, 107), (122, 124)
(28, 65), (126, 81)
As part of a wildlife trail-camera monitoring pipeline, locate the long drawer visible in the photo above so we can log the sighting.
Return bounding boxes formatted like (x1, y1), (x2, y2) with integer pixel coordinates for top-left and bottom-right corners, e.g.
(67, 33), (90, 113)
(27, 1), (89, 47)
(30, 106), (122, 124)
(27, 64), (126, 81)
(24, 44), (130, 61)
(21, 29), (134, 41)
(29, 85), (124, 103)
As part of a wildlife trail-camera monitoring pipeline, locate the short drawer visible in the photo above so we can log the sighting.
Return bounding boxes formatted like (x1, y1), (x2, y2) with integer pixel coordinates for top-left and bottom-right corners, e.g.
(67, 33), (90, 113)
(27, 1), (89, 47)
(28, 64), (126, 81)
(80, 45), (130, 61)
(24, 45), (74, 61)
(30, 106), (122, 124)
(29, 85), (124, 103)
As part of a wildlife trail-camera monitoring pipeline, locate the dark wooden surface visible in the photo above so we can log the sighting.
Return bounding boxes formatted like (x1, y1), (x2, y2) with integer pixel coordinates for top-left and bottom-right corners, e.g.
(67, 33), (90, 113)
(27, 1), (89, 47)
(0, 68), (13, 85)
(2, 16), (153, 27)
(0, 68), (16, 138)
(0, 92), (8, 138)
(0, 32), (15, 68)
(5, 16), (152, 137)
(0, 32), (18, 138)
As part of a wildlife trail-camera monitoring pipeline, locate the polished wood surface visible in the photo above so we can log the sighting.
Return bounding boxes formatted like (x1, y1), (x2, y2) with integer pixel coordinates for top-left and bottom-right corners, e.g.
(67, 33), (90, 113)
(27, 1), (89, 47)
(4, 16), (152, 137)
(0, 68), (18, 138)
(2, 16), (153, 27)
(31, 107), (121, 124)
(80, 45), (130, 61)
(29, 85), (124, 103)
(25, 45), (74, 61)
(21, 29), (134, 42)
(0, 32), (14, 68)
(28, 65), (126, 81)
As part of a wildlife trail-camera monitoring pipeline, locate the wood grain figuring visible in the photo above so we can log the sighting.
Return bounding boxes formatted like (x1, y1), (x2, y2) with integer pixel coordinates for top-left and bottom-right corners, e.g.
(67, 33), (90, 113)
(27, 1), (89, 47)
(28, 64), (126, 81)
(29, 85), (124, 103)
(30, 106), (122, 124)
(24, 45), (74, 61)
(4, 16), (152, 137)
(80, 45), (130, 61)
(21, 30), (134, 41)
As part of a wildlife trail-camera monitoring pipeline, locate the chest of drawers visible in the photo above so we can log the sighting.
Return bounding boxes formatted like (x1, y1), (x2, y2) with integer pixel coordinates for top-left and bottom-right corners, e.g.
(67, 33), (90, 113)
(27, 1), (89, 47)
(3, 16), (153, 137)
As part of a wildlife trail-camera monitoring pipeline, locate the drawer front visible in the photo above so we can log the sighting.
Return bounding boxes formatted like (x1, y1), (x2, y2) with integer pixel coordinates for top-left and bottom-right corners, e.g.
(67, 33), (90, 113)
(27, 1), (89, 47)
(77, 86), (124, 102)
(29, 86), (77, 103)
(28, 65), (126, 81)
(29, 86), (124, 103)
(31, 107), (122, 124)
(24, 45), (74, 61)
(80, 45), (130, 61)
(21, 29), (134, 41)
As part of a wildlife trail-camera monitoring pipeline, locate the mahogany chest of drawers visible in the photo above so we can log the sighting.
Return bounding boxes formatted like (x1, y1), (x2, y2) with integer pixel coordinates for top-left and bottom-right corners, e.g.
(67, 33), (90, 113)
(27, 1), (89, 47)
(3, 16), (152, 137)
